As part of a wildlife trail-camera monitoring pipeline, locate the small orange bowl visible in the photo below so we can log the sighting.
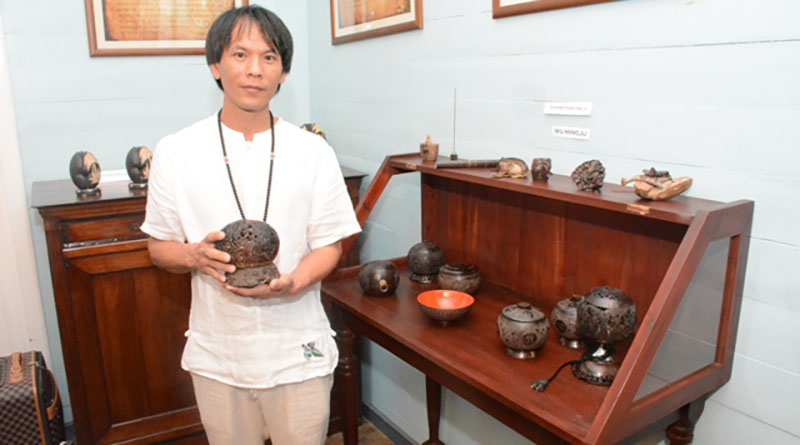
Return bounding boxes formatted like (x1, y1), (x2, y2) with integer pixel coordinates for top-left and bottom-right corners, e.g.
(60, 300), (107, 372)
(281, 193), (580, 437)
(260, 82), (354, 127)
(417, 290), (475, 326)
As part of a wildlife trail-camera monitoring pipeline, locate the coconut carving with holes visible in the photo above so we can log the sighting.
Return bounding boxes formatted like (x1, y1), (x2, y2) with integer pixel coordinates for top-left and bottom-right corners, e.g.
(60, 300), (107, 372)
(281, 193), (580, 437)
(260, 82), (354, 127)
(215, 220), (280, 288)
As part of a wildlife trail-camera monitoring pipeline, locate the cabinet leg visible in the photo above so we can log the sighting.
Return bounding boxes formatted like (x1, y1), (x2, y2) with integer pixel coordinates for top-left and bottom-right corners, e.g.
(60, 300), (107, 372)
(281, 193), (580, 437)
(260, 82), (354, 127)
(336, 313), (360, 445)
(666, 398), (706, 445)
(421, 376), (444, 445)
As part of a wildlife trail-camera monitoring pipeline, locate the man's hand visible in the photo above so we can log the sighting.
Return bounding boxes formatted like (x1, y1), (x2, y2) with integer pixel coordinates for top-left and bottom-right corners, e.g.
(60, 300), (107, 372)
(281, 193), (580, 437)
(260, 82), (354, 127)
(224, 273), (297, 299)
(185, 231), (235, 283)
(147, 231), (234, 281)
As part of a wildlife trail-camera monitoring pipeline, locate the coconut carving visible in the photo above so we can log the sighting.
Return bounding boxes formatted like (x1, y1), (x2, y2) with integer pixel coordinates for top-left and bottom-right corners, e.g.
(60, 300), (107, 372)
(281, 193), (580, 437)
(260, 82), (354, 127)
(215, 220), (280, 288)
(69, 151), (101, 197)
(300, 122), (327, 140)
(358, 260), (399, 297)
(407, 241), (444, 284)
(126, 146), (152, 190)
(621, 167), (692, 201)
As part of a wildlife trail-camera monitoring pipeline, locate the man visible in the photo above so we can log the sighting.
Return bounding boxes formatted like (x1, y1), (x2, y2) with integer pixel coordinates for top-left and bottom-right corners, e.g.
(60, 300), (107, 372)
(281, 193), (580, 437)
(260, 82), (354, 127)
(141, 6), (360, 445)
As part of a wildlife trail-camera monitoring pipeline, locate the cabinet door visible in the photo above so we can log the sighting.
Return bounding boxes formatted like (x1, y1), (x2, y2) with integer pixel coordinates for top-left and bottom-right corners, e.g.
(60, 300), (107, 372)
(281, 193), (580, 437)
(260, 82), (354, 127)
(66, 248), (200, 443)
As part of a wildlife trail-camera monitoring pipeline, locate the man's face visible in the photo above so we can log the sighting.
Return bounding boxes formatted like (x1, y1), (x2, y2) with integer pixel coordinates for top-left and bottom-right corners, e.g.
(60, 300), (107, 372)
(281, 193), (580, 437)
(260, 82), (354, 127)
(210, 22), (287, 114)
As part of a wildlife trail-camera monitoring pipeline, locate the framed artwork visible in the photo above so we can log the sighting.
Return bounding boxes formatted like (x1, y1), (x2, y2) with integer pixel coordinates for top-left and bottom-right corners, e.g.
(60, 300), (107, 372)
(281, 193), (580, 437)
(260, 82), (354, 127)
(84, 0), (248, 56)
(330, 0), (423, 45)
(492, 0), (615, 18)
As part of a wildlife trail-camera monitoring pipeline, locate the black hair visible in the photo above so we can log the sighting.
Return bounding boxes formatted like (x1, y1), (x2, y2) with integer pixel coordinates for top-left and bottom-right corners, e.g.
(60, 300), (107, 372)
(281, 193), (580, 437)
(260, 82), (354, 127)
(205, 5), (293, 92)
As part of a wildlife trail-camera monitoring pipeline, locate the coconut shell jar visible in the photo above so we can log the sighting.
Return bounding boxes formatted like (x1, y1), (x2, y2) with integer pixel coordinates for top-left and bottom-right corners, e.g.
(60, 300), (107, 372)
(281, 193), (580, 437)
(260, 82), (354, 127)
(358, 260), (399, 297)
(437, 263), (481, 295)
(573, 286), (637, 386)
(407, 241), (444, 284)
(551, 295), (585, 349)
(497, 302), (549, 359)
(214, 220), (280, 288)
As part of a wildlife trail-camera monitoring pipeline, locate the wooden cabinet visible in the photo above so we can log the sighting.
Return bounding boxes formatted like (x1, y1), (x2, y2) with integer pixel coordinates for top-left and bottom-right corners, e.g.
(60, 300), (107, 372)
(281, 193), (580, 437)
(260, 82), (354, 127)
(33, 167), (366, 445)
(323, 154), (753, 445)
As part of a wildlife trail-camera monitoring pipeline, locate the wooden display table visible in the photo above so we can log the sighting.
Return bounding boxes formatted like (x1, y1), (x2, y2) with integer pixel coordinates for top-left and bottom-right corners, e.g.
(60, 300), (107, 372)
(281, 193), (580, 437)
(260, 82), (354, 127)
(323, 154), (753, 444)
(32, 167), (366, 445)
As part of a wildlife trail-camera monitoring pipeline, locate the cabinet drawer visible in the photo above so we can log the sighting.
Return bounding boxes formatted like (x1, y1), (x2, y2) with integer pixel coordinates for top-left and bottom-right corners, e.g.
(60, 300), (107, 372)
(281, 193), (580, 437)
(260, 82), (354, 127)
(62, 213), (146, 244)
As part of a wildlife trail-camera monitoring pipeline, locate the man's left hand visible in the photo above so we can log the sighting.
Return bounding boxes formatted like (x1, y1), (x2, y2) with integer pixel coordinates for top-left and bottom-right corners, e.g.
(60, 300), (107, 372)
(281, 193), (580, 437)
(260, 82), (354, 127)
(225, 274), (297, 299)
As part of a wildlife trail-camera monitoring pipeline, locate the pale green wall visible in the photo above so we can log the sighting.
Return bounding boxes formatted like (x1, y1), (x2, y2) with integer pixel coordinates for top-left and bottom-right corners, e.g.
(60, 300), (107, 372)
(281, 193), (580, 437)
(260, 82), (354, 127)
(307, 0), (800, 443)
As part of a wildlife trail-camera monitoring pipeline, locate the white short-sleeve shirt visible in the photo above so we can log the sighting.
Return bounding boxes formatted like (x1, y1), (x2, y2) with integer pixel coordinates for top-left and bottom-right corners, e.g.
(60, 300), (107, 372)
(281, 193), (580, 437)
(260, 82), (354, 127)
(141, 113), (361, 388)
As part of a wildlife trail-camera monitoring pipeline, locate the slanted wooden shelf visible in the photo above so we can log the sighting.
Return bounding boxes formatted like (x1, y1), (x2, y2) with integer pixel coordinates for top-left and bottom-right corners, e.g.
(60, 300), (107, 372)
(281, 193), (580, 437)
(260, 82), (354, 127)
(323, 153), (753, 444)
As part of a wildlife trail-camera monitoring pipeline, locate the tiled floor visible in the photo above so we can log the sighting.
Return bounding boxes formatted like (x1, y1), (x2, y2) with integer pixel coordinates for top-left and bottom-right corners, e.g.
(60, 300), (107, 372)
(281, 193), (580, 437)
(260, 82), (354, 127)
(325, 420), (394, 445)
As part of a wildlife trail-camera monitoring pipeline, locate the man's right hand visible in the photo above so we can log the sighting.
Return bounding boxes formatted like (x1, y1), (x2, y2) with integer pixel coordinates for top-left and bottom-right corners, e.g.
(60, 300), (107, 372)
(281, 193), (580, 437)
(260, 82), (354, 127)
(148, 232), (234, 282)
(185, 231), (235, 283)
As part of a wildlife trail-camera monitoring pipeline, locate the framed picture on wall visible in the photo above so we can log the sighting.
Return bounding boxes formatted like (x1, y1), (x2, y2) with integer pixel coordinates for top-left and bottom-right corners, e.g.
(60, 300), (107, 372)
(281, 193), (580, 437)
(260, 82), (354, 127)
(492, 0), (614, 18)
(84, 0), (248, 56)
(330, 0), (423, 45)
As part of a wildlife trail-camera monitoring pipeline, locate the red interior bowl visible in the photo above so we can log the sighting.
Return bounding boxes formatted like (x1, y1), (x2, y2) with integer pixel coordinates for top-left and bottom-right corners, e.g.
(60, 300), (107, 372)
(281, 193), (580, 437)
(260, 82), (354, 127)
(417, 290), (475, 325)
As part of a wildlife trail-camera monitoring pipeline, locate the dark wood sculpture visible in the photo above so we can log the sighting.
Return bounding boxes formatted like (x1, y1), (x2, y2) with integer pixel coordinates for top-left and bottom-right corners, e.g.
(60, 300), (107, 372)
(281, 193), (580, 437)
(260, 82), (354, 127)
(531, 157), (552, 182)
(326, 153), (753, 445)
(572, 159), (605, 191)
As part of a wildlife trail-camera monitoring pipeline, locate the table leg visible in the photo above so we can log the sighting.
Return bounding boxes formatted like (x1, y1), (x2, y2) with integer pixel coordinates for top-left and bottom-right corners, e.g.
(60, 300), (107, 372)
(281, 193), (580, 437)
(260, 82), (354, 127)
(666, 397), (707, 445)
(421, 376), (444, 445)
(336, 311), (360, 445)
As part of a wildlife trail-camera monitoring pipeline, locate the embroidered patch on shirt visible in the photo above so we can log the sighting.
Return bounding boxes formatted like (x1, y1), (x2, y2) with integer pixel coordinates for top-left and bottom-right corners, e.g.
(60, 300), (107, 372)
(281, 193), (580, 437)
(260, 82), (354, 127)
(302, 342), (324, 360)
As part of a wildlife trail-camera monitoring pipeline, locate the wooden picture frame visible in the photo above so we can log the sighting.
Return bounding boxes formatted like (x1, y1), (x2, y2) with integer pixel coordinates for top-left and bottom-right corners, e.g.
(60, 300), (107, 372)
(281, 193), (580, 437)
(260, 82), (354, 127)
(492, 0), (614, 18)
(330, 0), (423, 45)
(84, 0), (248, 57)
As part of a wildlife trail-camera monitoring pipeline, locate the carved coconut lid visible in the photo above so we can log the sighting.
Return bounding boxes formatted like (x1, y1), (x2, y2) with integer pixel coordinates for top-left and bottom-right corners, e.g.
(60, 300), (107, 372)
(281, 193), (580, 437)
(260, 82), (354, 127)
(439, 263), (479, 276)
(583, 286), (633, 310)
(501, 302), (545, 323)
(556, 294), (584, 310)
(215, 220), (279, 268)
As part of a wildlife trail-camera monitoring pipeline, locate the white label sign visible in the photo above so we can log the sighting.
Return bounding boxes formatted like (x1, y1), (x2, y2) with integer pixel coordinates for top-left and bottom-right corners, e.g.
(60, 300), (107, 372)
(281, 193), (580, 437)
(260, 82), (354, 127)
(543, 102), (593, 116)
(552, 126), (591, 140)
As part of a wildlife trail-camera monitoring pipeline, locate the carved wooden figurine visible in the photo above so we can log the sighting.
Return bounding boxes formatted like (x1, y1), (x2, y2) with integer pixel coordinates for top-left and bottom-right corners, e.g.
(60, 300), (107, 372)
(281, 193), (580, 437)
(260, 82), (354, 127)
(420, 134), (439, 162)
(531, 158), (552, 182)
(491, 157), (529, 179)
(621, 167), (693, 201)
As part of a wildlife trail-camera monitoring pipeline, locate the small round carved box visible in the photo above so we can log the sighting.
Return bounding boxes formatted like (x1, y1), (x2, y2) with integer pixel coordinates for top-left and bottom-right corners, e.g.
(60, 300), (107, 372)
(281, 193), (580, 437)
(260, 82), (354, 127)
(358, 260), (400, 297)
(407, 241), (444, 284)
(497, 302), (549, 359)
(551, 295), (585, 349)
(214, 220), (280, 288)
